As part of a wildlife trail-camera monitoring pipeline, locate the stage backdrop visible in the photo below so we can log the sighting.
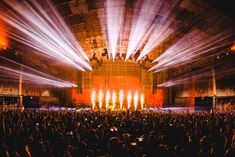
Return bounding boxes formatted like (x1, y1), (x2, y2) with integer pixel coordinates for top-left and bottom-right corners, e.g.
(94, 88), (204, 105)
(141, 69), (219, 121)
(72, 75), (163, 108)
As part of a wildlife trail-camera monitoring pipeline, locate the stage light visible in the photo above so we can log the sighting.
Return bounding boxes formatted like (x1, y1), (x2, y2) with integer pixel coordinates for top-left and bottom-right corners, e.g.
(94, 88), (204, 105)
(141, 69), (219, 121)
(112, 90), (117, 110)
(98, 89), (104, 110)
(134, 91), (139, 111)
(91, 90), (96, 110)
(119, 89), (124, 110)
(127, 91), (132, 110)
(140, 94), (144, 110)
(105, 90), (111, 110)
(0, 0), (91, 70)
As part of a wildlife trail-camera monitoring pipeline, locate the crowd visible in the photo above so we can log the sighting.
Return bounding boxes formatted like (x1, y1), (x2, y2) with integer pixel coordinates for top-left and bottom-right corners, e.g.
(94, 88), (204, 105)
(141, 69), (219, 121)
(0, 110), (234, 157)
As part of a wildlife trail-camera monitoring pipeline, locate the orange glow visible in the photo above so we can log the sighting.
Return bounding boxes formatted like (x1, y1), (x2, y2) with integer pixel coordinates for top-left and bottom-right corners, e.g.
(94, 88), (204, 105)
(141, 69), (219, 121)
(145, 89), (163, 108)
(91, 90), (96, 110)
(231, 44), (235, 51)
(72, 76), (164, 108)
(0, 22), (8, 49)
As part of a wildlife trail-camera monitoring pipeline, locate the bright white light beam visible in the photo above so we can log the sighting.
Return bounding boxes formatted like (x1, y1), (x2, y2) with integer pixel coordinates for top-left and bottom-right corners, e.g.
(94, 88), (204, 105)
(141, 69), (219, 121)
(126, 0), (179, 60)
(0, 0), (91, 71)
(105, 0), (125, 60)
(0, 66), (77, 87)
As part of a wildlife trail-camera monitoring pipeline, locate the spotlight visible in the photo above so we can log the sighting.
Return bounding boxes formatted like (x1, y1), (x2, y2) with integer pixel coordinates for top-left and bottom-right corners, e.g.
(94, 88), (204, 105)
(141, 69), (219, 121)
(102, 48), (108, 56)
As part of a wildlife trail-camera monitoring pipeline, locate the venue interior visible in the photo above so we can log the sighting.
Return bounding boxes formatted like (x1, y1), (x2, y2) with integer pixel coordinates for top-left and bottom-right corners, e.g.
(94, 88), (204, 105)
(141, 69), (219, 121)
(0, 0), (235, 157)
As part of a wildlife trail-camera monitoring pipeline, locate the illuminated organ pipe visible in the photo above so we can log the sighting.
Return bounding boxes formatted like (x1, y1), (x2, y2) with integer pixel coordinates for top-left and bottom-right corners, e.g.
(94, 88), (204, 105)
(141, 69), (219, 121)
(91, 90), (96, 110)
(140, 94), (144, 110)
(98, 89), (104, 110)
(134, 92), (139, 111)
(119, 89), (124, 110)
(105, 90), (111, 110)
(112, 91), (117, 110)
(0, 0), (91, 71)
(127, 91), (132, 110)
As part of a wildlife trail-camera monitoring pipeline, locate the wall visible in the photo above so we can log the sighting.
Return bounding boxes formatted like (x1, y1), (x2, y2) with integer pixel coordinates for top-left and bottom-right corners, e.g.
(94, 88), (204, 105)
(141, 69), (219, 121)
(173, 78), (235, 107)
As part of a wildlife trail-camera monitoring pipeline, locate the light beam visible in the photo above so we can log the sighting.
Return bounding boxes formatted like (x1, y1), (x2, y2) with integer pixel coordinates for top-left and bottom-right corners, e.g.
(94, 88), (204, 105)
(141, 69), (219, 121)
(0, 0), (91, 70)
(0, 56), (77, 87)
(126, 0), (179, 60)
(0, 66), (77, 87)
(105, 0), (125, 60)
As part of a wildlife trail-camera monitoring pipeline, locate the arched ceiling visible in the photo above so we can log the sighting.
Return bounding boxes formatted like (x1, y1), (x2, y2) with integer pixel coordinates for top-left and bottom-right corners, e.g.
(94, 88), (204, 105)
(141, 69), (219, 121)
(0, 0), (235, 87)
(53, 0), (235, 70)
